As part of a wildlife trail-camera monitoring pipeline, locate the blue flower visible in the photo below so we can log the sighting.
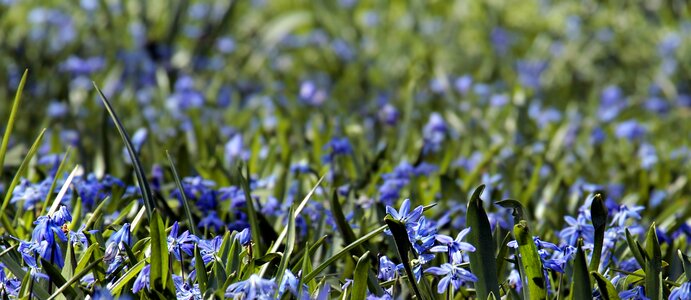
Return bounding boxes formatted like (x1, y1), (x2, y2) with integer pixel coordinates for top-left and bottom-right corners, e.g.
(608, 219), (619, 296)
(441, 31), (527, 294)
(618, 286), (649, 300)
(422, 113), (447, 153)
(610, 205), (644, 228)
(167, 222), (198, 261)
(322, 137), (353, 163)
(424, 263), (478, 294)
(378, 256), (397, 281)
(278, 270), (308, 300)
(430, 228), (475, 264)
(615, 120), (646, 141)
(386, 199), (423, 229)
(235, 228), (251, 246)
(132, 264), (150, 293)
(669, 282), (691, 300)
(199, 236), (222, 264)
(225, 274), (276, 299)
(507, 269), (522, 292)
(0, 265), (20, 297)
(516, 60), (548, 89)
(559, 215), (594, 246)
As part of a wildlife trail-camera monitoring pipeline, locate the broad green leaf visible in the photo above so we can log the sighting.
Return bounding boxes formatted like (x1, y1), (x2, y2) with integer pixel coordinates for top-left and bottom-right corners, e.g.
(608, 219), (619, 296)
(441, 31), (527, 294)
(513, 220), (547, 300)
(94, 82), (155, 218)
(351, 251), (371, 300)
(591, 271), (620, 300)
(40, 258), (78, 299)
(384, 216), (426, 300)
(166, 150), (198, 236)
(149, 210), (174, 294)
(568, 240), (591, 300)
(0, 69), (28, 179)
(590, 192), (608, 272)
(466, 184), (500, 299)
(195, 245), (208, 292)
(644, 223), (662, 299)
(625, 229), (646, 268)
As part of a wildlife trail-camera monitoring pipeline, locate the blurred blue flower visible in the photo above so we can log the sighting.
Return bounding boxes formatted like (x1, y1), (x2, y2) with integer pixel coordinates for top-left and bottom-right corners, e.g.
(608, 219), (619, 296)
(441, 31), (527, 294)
(453, 75), (473, 95)
(424, 263), (478, 294)
(670, 281), (691, 300)
(615, 120), (646, 141)
(278, 269), (308, 300)
(422, 113), (447, 154)
(0, 265), (20, 297)
(299, 80), (327, 106)
(490, 27), (514, 55)
(225, 274), (276, 299)
(619, 286), (649, 300)
(638, 143), (658, 170)
(516, 60), (548, 89)
(322, 137), (353, 163)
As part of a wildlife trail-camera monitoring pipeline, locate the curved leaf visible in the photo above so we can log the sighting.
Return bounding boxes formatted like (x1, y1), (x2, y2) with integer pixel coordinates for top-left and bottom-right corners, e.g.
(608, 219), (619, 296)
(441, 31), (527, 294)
(466, 184), (500, 299)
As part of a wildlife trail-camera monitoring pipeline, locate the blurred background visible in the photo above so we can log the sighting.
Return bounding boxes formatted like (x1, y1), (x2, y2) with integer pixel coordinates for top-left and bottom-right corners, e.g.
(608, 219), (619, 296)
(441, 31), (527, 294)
(0, 0), (690, 193)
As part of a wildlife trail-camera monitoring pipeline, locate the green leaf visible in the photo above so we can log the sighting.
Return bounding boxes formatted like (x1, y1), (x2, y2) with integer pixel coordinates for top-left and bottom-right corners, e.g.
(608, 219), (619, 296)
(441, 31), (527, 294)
(0, 246), (51, 300)
(677, 250), (691, 282)
(384, 216), (426, 300)
(237, 163), (263, 256)
(591, 271), (620, 300)
(40, 259), (78, 299)
(108, 259), (146, 296)
(644, 223), (662, 299)
(94, 82), (155, 218)
(568, 239), (591, 300)
(41, 149), (71, 216)
(0, 128), (46, 238)
(149, 210), (173, 294)
(195, 245), (208, 292)
(465, 184), (501, 300)
(589, 192), (608, 272)
(351, 251), (371, 300)
(496, 231), (512, 277)
(513, 220), (547, 300)
(625, 229), (646, 268)
(274, 206), (296, 294)
(299, 241), (315, 294)
(0, 69), (28, 179)
(166, 150), (198, 236)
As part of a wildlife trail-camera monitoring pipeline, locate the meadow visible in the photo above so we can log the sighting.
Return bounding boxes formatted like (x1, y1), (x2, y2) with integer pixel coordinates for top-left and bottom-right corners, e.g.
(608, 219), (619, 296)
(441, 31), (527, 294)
(0, 0), (690, 299)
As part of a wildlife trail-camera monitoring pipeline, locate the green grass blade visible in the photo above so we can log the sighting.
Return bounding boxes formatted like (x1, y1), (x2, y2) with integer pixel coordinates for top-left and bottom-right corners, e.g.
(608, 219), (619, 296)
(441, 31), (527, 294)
(591, 271), (620, 300)
(108, 259), (146, 296)
(465, 184), (500, 299)
(496, 231), (512, 277)
(93, 82), (155, 218)
(644, 223), (662, 299)
(384, 216), (426, 300)
(48, 257), (101, 300)
(352, 251), (371, 300)
(237, 163), (263, 256)
(0, 128), (46, 238)
(0, 69), (28, 179)
(589, 192), (608, 272)
(166, 150), (198, 236)
(625, 229), (646, 268)
(149, 210), (173, 295)
(568, 239), (591, 300)
(274, 205), (296, 296)
(41, 148), (71, 215)
(47, 164), (80, 216)
(513, 220), (547, 300)
(303, 224), (387, 283)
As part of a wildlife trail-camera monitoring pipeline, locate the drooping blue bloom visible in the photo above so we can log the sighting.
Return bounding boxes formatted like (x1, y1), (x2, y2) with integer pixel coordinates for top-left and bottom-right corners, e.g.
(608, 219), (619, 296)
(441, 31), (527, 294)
(278, 270), (309, 300)
(669, 282), (691, 300)
(132, 264), (151, 293)
(104, 223), (131, 274)
(424, 263), (478, 294)
(236, 228), (252, 246)
(225, 274), (277, 299)
(618, 286), (649, 300)
(430, 228), (476, 264)
(378, 256), (398, 281)
(198, 236), (222, 264)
